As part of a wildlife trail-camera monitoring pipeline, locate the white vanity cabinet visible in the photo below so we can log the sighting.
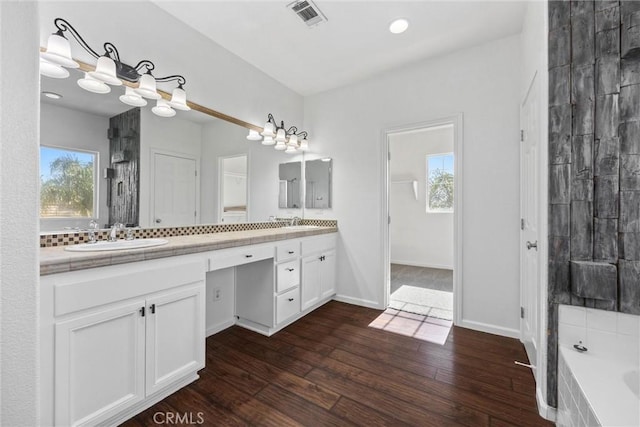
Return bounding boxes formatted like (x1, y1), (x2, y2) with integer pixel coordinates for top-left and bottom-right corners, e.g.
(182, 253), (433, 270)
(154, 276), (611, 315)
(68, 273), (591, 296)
(301, 235), (337, 311)
(41, 257), (206, 427)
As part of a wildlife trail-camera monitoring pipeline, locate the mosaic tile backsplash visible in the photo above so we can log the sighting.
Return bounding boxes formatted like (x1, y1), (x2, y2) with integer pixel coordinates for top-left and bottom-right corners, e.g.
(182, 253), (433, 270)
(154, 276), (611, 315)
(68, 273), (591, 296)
(40, 219), (338, 248)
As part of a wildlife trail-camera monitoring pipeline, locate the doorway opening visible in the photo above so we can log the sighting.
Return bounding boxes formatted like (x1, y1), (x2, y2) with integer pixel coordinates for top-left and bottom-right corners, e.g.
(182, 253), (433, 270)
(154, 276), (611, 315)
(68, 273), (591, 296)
(219, 154), (248, 223)
(377, 116), (462, 345)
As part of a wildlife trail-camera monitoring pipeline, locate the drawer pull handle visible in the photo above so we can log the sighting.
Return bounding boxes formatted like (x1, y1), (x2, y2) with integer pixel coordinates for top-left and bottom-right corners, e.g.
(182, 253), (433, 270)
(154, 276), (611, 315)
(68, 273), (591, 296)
(140, 306), (145, 317)
(245, 254), (253, 258)
(286, 268), (295, 272)
(288, 298), (295, 302)
(150, 304), (156, 314)
(288, 250), (295, 254)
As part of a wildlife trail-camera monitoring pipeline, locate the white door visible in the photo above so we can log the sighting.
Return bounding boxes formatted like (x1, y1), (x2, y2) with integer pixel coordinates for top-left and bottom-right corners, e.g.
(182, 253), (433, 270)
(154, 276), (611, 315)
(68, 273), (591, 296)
(145, 284), (205, 397)
(320, 249), (337, 299)
(301, 255), (322, 310)
(55, 300), (146, 427)
(153, 153), (197, 227)
(520, 73), (540, 369)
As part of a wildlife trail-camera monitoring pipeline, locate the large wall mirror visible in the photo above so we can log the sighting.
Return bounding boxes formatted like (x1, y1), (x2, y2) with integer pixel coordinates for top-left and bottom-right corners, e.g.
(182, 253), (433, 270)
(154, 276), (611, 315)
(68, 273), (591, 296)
(39, 68), (298, 232)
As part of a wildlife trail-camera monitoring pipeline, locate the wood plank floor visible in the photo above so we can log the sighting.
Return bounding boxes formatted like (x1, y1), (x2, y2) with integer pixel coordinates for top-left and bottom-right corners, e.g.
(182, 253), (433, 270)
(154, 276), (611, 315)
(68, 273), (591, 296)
(122, 301), (552, 426)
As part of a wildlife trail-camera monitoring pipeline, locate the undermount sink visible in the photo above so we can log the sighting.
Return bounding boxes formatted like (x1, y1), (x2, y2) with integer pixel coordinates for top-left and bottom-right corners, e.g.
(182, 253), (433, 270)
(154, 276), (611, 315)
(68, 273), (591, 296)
(64, 238), (169, 252)
(282, 225), (321, 230)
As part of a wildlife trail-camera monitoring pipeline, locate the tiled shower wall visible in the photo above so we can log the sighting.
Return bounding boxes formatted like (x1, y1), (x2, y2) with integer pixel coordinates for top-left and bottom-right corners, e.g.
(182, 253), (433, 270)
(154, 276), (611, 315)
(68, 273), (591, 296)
(548, 0), (640, 407)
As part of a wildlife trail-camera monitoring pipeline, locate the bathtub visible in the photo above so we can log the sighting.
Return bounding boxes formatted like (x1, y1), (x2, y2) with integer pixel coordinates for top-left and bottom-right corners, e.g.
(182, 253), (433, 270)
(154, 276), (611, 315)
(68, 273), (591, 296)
(557, 305), (640, 427)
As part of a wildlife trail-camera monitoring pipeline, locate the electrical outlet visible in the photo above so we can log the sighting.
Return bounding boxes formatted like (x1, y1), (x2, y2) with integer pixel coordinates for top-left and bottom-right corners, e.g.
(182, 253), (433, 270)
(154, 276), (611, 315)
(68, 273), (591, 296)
(213, 287), (221, 301)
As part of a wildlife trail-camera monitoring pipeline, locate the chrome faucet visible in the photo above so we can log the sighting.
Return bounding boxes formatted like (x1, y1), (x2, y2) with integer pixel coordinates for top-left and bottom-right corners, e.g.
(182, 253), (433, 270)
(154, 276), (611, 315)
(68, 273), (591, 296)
(290, 216), (301, 226)
(109, 223), (124, 242)
(87, 220), (99, 244)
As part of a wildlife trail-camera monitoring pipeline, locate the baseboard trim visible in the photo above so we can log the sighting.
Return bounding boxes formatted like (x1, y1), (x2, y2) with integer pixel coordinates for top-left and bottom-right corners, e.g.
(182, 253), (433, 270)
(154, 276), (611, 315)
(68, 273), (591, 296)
(206, 319), (236, 337)
(333, 294), (383, 310)
(458, 319), (520, 339)
(390, 260), (453, 270)
(537, 385), (557, 421)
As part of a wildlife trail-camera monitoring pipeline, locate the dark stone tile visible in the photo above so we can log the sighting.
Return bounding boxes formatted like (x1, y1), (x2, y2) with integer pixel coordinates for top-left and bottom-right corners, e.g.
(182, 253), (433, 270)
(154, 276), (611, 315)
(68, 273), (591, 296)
(621, 0), (640, 15)
(551, 65), (571, 106)
(550, 204), (571, 237)
(572, 64), (595, 103)
(594, 137), (620, 176)
(596, 57), (620, 95)
(549, 236), (571, 262)
(546, 301), (558, 408)
(596, 28), (620, 58)
(620, 84), (640, 122)
(620, 190), (640, 232)
(550, 27), (571, 68)
(596, 5), (620, 32)
(549, 261), (571, 294)
(570, 261), (617, 300)
(594, 218), (619, 262)
(596, 0), (618, 12)
(551, 164), (571, 204)
(620, 232), (640, 260)
(620, 120), (640, 154)
(573, 99), (595, 135)
(572, 178), (594, 201)
(621, 154), (640, 190)
(619, 260), (640, 314)
(550, 104), (572, 164)
(571, 0), (595, 16)
(621, 58), (640, 86)
(594, 299), (617, 310)
(572, 13), (596, 65)
(571, 201), (594, 260)
(595, 94), (619, 139)
(622, 11), (640, 59)
(550, 0), (571, 31)
(572, 134), (593, 180)
(595, 175), (619, 218)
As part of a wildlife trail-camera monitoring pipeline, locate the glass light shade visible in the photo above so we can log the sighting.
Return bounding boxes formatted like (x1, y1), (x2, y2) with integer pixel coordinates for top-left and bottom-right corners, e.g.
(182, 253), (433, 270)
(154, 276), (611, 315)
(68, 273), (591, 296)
(88, 56), (122, 86)
(298, 138), (309, 152)
(284, 145), (297, 154)
(275, 128), (287, 143)
(168, 86), (190, 111)
(152, 99), (176, 118)
(262, 136), (275, 146)
(77, 72), (111, 94)
(246, 129), (262, 141)
(274, 140), (287, 151)
(40, 33), (79, 68)
(119, 86), (147, 107)
(287, 134), (298, 147)
(134, 73), (161, 99)
(261, 121), (275, 137)
(40, 58), (69, 79)
(389, 18), (409, 34)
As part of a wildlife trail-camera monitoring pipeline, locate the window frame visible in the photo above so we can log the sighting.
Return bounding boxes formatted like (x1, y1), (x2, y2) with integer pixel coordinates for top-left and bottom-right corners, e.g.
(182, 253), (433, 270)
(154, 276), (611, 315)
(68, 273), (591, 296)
(426, 152), (454, 214)
(39, 144), (100, 227)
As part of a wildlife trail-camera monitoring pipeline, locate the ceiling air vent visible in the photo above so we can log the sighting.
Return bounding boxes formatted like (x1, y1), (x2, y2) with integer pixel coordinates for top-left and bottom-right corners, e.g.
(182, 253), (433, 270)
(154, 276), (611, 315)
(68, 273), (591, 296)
(287, 0), (327, 28)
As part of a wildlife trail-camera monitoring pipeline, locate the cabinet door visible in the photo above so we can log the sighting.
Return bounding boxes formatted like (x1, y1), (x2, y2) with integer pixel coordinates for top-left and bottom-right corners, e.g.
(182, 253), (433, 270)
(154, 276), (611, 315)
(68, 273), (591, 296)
(320, 249), (337, 299)
(301, 255), (322, 311)
(55, 300), (146, 427)
(145, 284), (205, 396)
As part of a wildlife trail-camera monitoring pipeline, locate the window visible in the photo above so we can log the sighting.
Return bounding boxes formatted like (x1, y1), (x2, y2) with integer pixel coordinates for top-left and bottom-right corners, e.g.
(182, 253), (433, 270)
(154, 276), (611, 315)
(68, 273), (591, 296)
(40, 146), (97, 218)
(426, 153), (454, 212)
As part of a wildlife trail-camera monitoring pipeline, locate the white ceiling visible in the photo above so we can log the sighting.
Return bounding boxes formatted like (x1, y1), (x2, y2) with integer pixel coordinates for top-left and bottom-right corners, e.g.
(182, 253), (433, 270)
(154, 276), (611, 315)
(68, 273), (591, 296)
(153, 1), (528, 96)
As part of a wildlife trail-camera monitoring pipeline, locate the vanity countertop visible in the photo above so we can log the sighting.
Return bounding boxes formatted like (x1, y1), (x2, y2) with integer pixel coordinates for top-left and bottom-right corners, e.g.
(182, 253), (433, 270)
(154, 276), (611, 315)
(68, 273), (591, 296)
(40, 226), (337, 276)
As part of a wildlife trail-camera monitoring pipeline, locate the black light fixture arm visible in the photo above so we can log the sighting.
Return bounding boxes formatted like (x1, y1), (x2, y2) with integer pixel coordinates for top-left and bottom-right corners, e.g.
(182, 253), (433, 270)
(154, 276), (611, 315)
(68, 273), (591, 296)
(53, 18), (101, 59)
(296, 131), (309, 139)
(134, 60), (155, 74)
(103, 42), (121, 62)
(155, 74), (187, 86)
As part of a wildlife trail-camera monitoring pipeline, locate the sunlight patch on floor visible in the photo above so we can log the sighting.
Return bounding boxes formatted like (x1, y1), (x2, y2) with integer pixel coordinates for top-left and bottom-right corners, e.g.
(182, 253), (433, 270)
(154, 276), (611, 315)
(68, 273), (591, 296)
(389, 285), (453, 321)
(368, 308), (452, 345)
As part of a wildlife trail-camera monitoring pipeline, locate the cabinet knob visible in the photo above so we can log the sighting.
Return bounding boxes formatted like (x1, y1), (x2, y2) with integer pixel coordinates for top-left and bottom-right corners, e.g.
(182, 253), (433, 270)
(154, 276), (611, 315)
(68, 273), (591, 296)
(286, 268), (295, 272)
(245, 254), (253, 258)
(288, 298), (294, 302)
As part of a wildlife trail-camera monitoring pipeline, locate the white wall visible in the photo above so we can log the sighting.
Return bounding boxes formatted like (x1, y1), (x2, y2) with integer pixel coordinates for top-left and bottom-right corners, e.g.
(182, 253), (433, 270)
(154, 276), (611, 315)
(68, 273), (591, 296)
(304, 35), (522, 335)
(139, 108), (203, 227)
(201, 120), (303, 223)
(389, 126), (454, 270)
(39, 103), (110, 230)
(0, 2), (40, 424)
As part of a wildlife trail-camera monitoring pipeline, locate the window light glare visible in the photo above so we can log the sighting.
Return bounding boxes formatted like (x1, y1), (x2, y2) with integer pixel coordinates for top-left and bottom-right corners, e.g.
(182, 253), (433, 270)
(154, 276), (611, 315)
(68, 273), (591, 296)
(389, 18), (409, 34)
(42, 91), (63, 100)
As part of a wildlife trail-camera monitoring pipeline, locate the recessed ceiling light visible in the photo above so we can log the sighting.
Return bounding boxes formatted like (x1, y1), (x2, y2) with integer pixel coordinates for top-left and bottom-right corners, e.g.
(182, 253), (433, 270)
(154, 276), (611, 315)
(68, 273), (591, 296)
(42, 91), (63, 100)
(389, 18), (409, 34)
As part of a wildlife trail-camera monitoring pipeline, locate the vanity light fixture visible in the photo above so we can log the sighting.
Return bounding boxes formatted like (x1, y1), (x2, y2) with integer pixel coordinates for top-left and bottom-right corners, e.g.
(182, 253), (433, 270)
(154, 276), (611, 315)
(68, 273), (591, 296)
(248, 113), (310, 153)
(40, 18), (189, 118)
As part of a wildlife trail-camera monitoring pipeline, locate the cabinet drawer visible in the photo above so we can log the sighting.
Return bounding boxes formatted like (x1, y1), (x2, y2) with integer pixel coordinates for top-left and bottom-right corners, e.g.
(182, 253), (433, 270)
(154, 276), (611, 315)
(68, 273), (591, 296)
(276, 241), (300, 262)
(276, 259), (299, 293)
(276, 287), (300, 325)
(208, 244), (274, 271)
(301, 234), (337, 256)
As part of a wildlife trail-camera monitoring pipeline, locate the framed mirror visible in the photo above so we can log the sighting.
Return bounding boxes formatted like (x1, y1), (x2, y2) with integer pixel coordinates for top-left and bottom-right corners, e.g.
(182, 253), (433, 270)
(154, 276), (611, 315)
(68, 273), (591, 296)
(305, 158), (332, 209)
(278, 162), (302, 209)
